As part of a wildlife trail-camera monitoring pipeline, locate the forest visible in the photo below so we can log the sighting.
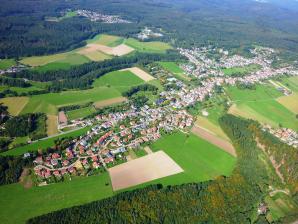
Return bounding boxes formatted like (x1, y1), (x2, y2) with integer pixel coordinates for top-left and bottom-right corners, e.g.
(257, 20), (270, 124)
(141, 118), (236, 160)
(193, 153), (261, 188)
(26, 115), (298, 224)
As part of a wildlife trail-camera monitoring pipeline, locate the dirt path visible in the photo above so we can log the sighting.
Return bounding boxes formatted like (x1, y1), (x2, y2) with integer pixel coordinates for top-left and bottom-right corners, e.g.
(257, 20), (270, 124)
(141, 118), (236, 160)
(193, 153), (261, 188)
(192, 126), (237, 157)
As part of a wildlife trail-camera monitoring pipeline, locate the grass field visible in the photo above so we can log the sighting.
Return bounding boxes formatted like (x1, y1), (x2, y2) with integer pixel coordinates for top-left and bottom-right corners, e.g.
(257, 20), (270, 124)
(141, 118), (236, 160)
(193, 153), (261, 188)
(280, 76), (298, 92)
(0, 97), (29, 116)
(0, 173), (113, 224)
(93, 70), (144, 92)
(276, 93), (298, 114)
(226, 84), (298, 130)
(0, 85), (42, 94)
(87, 34), (124, 47)
(158, 61), (190, 81)
(147, 132), (236, 186)
(66, 107), (96, 120)
(124, 38), (172, 53)
(222, 64), (261, 77)
(0, 59), (16, 70)
(46, 115), (58, 136)
(1, 127), (90, 156)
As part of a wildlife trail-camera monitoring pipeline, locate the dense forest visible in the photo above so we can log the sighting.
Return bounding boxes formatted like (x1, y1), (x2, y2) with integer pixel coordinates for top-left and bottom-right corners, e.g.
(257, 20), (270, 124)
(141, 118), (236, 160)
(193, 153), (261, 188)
(27, 115), (297, 224)
(2, 0), (298, 59)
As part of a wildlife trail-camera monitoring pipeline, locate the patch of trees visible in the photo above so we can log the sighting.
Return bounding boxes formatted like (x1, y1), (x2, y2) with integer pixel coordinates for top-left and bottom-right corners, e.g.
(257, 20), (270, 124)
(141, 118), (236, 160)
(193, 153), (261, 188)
(3, 113), (47, 140)
(88, 103), (130, 118)
(0, 76), (30, 88)
(122, 84), (158, 97)
(0, 155), (32, 185)
(27, 115), (279, 224)
(58, 102), (93, 112)
(0, 103), (9, 124)
(236, 82), (257, 90)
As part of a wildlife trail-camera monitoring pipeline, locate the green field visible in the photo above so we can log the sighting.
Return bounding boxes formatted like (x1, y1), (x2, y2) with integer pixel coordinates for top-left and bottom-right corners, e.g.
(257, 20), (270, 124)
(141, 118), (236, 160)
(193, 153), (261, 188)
(0, 59), (16, 70)
(1, 127), (90, 156)
(87, 34), (124, 47)
(0, 97), (29, 116)
(226, 84), (298, 130)
(93, 70), (145, 92)
(280, 76), (298, 92)
(159, 61), (190, 81)
(147, 132), (236, 186)
(222, 64), (262, 77)
(66, 107), (96, 120)
(0, 173), (113, 224)
(124, 38), (172, 53)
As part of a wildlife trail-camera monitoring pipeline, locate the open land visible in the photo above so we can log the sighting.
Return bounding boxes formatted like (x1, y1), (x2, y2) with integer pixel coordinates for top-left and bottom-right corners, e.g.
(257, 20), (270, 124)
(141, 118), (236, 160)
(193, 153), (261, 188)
(0, 59), (16, 70)
(124, 38), (172, 53)
(46, 115), (58, 136)
(93, 96), (127, 108)
(191, 126), (236, 157)
(0, 173), (113, 224)
(120, 67), (155, 82)
(159, 61), (191, 81)
(0, 97), (29, 116)
(276, 93), (298, 114)
(109, 151), (184, 190)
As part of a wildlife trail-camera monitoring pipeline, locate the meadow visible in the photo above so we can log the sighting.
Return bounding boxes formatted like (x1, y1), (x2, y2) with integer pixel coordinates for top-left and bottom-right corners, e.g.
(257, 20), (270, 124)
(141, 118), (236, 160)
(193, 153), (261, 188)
(158, 61), (190, 81)
(0, 173), (113, 224)
(226, 84), (298, 130)
(222, 64), (261, 77)
(66, 107), (96, 120)
(124, 38), (172, 53)
(0, 59), (16, 70)
(1, 127), (90, 156)
(0, 97), (29, 116)
(146, 132), (236, 186)
(277, 93), (298, 114)
(280, 76), (298, 92)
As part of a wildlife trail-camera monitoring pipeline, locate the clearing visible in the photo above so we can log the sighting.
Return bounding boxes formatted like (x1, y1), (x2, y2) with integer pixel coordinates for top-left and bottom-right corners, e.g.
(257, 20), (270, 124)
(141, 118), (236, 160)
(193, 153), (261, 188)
(121, 67), (155, 82)
(109, 151), (183, 191)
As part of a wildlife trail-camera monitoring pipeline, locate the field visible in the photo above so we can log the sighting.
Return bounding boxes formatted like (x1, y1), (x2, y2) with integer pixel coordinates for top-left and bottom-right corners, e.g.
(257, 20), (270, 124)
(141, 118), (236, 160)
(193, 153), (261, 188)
(83, 43), (134, 57)
(66, 107), (96, 120)
(93, 96), (127, 109)
(280, 76), (298, 92)
(0, 173), (113, 224)
(0, 59), (16, 70)
(159, 61), (190, 81)
(222, 64), (261, 77)
(0, 97), (29, 116)
(121, 67), (155, 82)
(46, 115), (58, 136)
(1, 127), (90, 156)
(124, 38), (172, 53)
(276, 93), (298, 114)
(87, 34), (124, 47)
(145, 132), (236, 186)
(226, 84), (298, 130)
(109, 151), (183, 190)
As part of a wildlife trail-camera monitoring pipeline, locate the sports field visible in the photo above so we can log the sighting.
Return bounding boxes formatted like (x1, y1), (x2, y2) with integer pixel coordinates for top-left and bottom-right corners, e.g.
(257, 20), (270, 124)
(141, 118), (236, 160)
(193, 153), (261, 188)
(1, 127), (90, 156)
(226, 84), (298, 130)
(0, 173), (113, 224)
(109, 151), (183, 190)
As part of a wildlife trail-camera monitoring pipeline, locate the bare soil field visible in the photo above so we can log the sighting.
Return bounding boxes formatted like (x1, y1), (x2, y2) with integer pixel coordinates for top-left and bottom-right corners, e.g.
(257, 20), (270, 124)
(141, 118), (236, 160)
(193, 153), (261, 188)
(121, 67), (155, 82)
(83, 43), (134, 56)
(93, 97), (127, 108)
(47, 115), (58, 136)
(192, 126), (236, 157)
(58, 111), (67, 126)
(109, 151), (184, 191)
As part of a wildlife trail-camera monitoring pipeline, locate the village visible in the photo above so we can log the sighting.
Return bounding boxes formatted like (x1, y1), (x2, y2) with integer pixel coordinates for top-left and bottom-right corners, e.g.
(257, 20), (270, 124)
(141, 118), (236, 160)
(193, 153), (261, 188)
(34, 45), (298, 184)
(76, 9), (132, 23)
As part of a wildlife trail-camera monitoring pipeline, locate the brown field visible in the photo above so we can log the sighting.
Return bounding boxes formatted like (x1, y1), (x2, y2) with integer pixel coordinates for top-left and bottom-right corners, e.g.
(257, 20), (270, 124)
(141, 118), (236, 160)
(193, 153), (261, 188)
(121, 67), (155, 82)
(83, 43), (134, 56)
(58, 111), (67, 126)
(93, 97), (127, 109)
(109, 151), (184, 191)
(192, 126), (237, 157)
(0, 96), (29, 116)
(276, 93), (298, 114)
(47, 115), (58, 136)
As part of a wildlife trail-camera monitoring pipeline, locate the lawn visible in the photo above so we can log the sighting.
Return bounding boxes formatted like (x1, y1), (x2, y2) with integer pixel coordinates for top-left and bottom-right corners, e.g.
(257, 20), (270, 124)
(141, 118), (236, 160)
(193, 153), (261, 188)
(66, 107), (96, 120)
(1, 127), (90, 156)
(0, 59), (16, 70)
(20, 86), (121, 115)
(222, 64), (261, 77)
(124, 38), (172, 53)
(148, 132), (236, 186)
(0, 173), (113, 224)
(0, 97), (29, 116)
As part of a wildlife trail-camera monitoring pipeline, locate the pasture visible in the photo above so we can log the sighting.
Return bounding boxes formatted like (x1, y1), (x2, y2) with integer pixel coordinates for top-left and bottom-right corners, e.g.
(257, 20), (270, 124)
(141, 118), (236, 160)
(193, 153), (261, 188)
(109, 151), (183, 191)
(66, 107), (96, 120)
(1, 127), (90, 156)
(276, 93), (298, 114)
(146, 132), (236, 186)
(159, 61), (190, 81)
(280, 76), (298, 92)
(124, 38), (172, 53)
(226, 84), (298, 130)
(87, 34), (124, 47)
(0, 173), (113, 224)
(0, 97), (29, 116)
(0, 59), (16, 70)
